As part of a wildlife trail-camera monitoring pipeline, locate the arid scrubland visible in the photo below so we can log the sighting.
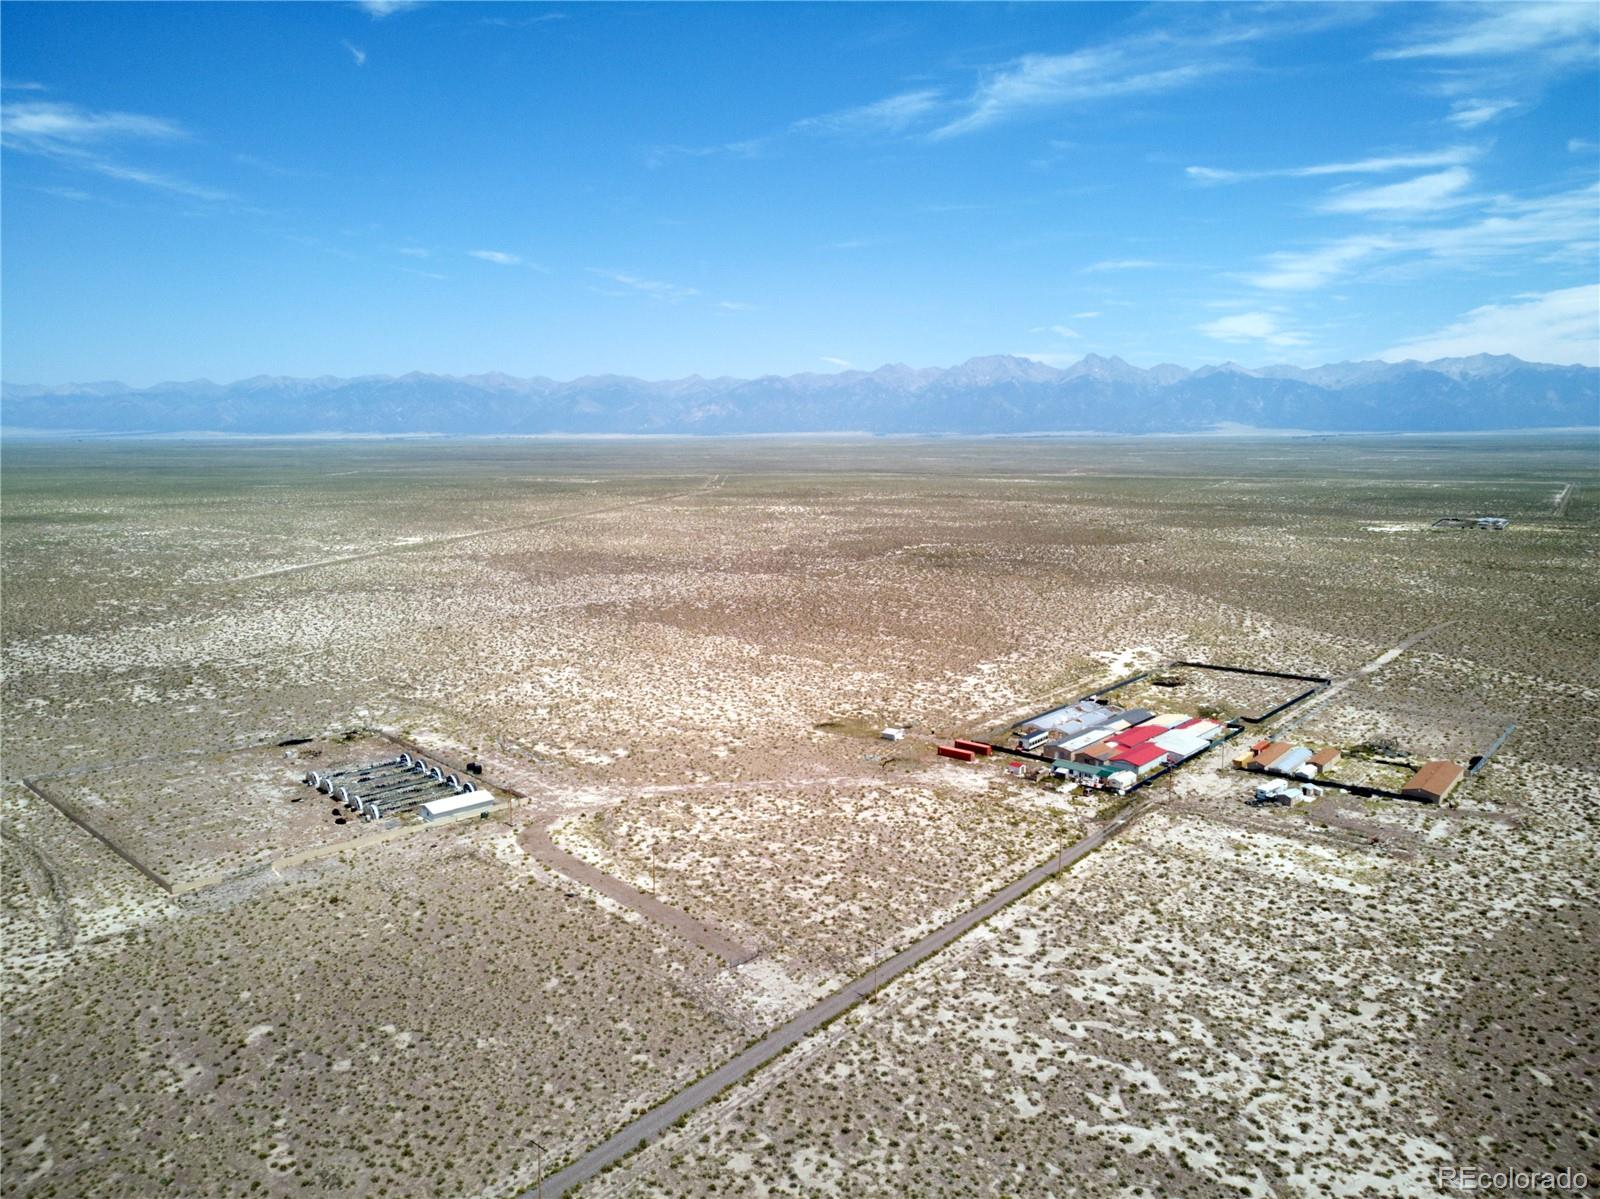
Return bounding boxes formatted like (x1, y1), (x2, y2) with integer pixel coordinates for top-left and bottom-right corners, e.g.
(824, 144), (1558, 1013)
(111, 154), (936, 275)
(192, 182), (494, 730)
(3, 434), (1596, 1198)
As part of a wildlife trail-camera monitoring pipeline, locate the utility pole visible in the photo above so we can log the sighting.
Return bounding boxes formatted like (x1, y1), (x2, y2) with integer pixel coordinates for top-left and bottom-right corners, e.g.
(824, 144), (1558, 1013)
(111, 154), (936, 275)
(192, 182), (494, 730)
(529, 1136), (546, 1199)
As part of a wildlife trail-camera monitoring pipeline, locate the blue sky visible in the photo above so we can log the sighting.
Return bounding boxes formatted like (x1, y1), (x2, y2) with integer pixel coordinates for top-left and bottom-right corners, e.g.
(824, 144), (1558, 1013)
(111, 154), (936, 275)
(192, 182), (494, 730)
(2, 1), (1597, 385)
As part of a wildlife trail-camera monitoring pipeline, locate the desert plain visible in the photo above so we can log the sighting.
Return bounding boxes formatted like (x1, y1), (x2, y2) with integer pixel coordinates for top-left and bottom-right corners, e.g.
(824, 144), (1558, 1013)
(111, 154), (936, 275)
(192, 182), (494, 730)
(2, 433), (1596, 1198)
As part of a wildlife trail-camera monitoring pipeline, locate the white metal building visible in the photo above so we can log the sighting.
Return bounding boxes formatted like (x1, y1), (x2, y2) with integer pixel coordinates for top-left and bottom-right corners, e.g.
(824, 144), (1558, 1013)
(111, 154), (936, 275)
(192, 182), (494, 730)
(421, 789), (497, 822)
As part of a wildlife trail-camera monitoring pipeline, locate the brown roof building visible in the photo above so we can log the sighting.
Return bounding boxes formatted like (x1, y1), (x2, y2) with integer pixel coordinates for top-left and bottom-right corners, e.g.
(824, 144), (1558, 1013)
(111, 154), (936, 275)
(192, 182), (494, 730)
(1077, 738), (1119, 764)
(1307, 747), (1342, 769)
(1247, 742), (1292, 771)
(1402, 760), (1464, 802)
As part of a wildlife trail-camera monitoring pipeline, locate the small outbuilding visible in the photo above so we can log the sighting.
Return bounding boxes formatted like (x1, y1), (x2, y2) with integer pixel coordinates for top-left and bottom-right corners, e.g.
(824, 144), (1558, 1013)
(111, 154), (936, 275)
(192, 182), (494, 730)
(1307, 747), (1342, 771)
(421, 789), (497, 822)
(1273, 746), (1315, 776)
(1402, 760), (1465, 802)
(1249, 742), (1292, 771)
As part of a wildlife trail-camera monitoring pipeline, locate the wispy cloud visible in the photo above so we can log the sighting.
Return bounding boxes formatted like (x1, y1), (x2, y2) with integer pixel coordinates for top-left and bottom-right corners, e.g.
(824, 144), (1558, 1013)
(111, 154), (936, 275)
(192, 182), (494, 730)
(589, 268), (699, 302)
(716, 300), (756, 311)
(0, 98), (233, 201)
(932, 45), (1223, 140)
(468, 249), (520, 265)
(1, 99), (185, 145)
(480, 12), (567, 28)
(1081, 258), (1162, 273)
(2, 79), (48, 92)
(342, 40), (368, 66)
(791, 89), (942, 137)
(398, 246), (430, 258)
(1247, 237), (1393, 291)
(1446, 98), (1516, 129)
(1317, 167), (1475, 216)
(1031, 324), (1083, 339)
(1247, 182), (1598, 290)
(1187, 146), (1477, 184)
(356, 0), (422, 17)
(1379, 284), (1599, 366)
(1198, 310), (1309, 347)
(1072, 310), (1102, 319)
(648, 88), (942, 167)
(820, 356), (852, 368)
(1377, 2), (1598, 62)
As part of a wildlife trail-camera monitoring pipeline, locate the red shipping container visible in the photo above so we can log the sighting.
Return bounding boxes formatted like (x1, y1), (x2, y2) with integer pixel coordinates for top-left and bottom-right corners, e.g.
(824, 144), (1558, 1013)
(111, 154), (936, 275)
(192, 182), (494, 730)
(936, 745), (976, 762)
(953, 739), (993, 756)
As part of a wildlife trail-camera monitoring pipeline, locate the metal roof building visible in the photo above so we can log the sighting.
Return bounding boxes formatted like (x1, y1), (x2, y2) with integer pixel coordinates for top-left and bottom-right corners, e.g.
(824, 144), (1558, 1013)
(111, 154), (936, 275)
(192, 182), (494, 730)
(421, 789), (497, 822)
(1053, 759), (1120, 781)
(1250, 742), (1292, 770)
(1273, 747), (1315, 775)
(1151, 730), (1210, 760)
(1402, 760), (1465, 802)
(1110, 743), (1169, 773)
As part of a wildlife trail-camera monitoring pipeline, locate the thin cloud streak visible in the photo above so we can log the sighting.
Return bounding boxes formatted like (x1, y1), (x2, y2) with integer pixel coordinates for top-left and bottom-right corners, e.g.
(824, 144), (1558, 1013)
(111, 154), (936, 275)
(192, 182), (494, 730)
(1247, 182), (1598, 290)
(589, 268), (699, 302)
(1, 98), (233, 201)
(1317, 167), (1475, 216)
(1377, 2), (1598, 61)
(1380, 284), (1599, 366)
(1187, 147), (1477, 184)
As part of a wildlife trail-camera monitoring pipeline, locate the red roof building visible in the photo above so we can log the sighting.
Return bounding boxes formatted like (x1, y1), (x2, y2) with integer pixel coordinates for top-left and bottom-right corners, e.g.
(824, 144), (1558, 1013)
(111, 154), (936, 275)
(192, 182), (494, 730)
(1111, 724), (1166, 747)
(1110, 743), (1169, 772)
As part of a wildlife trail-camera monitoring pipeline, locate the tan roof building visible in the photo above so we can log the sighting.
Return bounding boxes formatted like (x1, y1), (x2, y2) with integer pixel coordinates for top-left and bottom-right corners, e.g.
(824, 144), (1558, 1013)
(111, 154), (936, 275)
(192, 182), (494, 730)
(1307, 747), (1341, 769)
(1248, 742), (1292, 771)
(1402, 760), (1464, 802)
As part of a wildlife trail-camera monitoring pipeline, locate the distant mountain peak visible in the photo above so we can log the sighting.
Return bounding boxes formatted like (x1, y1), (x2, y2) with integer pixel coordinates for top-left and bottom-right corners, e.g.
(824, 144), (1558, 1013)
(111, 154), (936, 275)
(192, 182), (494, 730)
(2, 352), (1592, 436)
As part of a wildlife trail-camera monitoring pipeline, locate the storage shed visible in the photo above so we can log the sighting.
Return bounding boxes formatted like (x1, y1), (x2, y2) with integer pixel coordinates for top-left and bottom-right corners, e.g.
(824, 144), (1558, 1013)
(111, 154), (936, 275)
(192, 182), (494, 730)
(421, 789), (497, 822)
(1402, 760), (1464, 802)
(1307, 747), (1341, 770)
(1249, 742), (1292, 770)
(1052, 759), (1118, 781)
(1273, 746), (1315, 776)
(1146, 713), (1191, 729)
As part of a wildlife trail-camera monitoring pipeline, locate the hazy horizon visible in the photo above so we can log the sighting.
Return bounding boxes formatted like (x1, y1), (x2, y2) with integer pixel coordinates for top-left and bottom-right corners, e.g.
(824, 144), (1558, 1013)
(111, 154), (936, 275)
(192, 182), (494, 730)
(3, 1), (1597, 388)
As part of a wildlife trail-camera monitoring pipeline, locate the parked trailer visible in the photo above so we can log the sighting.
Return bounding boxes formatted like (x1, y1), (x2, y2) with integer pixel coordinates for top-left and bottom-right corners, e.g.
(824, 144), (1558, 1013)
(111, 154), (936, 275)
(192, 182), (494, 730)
(367, 781), (468, 821)
(952, 739), (993, 756)
(305, 758), (406, 792)
(358, 780), (449, 818)
(344, 770), (436, 804)
(364, 780), (472, 818)
(936, 745), (976, 762)
(351, 776), (445, 814)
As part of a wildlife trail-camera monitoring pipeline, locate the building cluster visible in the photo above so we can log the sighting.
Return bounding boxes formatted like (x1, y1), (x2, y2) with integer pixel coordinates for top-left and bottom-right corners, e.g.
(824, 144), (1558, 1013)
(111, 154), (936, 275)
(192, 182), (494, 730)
(1237, 740), (1341, 778)
(1009, 699), (1231, 791)
(304, 752), (497, 823)
(1433, 515), (1510, 530)
(1240, 738), (1466, 803)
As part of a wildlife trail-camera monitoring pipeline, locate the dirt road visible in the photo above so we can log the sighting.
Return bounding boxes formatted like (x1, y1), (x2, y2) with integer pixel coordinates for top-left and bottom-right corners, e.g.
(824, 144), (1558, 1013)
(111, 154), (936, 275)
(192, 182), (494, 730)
(529, 796), (1155, 1198)
(517, 819), (757, 966)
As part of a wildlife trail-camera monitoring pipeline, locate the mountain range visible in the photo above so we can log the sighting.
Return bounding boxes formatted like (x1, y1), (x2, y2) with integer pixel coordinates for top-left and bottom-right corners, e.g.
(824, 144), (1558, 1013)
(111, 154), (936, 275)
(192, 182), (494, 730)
(3, 354), (1595, 435)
